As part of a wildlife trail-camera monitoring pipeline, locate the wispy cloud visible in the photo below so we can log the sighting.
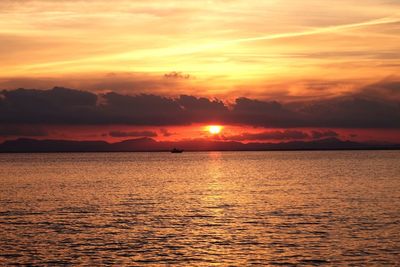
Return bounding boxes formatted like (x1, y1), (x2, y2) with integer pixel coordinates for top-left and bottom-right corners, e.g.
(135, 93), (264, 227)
(0, 0), (399, 97)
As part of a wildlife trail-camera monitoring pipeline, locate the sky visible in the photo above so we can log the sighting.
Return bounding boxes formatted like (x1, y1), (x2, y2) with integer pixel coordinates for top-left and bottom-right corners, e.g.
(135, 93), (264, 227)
(0, 0), (399, 144)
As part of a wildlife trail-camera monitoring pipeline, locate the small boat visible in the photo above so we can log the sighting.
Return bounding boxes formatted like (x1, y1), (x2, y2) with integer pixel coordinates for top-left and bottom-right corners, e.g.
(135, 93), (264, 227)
(171, 148), (184, 153)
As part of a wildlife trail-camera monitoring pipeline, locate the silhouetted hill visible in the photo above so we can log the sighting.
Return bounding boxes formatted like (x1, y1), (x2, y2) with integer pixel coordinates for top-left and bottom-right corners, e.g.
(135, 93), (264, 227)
(0, 137), (399, 153)
(110, 137), (160, 151)
(0, 138), (110, 152)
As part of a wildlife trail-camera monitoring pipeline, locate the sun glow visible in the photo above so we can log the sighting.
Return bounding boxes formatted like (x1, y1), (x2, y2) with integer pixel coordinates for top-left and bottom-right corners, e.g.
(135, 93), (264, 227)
(207, 125), (223, 135)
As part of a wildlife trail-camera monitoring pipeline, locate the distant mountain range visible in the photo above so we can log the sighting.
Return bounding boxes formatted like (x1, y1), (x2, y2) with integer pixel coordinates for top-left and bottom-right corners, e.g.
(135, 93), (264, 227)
(0, 137), (399, 152)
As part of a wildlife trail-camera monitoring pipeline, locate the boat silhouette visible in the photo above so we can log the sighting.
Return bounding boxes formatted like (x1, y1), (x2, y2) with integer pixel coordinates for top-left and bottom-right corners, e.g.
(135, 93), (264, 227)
(171, 148), (184, 153)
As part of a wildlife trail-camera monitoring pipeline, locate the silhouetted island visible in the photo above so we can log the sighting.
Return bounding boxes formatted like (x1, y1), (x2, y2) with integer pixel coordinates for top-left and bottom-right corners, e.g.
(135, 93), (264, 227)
(0, 137), (399, 153)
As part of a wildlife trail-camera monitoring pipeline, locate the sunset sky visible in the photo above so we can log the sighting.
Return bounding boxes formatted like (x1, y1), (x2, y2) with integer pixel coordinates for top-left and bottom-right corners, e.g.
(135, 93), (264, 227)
(0, 0), (399, 144)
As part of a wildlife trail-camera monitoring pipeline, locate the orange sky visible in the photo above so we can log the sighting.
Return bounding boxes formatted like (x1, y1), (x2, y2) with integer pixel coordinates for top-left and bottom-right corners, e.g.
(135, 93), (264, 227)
(0, 0), (399, 144)
(1, 0), (399, 98)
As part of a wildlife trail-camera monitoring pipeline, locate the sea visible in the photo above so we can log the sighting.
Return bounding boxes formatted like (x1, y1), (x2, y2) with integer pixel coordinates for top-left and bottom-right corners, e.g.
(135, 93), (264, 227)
(0, 151), (399, 266)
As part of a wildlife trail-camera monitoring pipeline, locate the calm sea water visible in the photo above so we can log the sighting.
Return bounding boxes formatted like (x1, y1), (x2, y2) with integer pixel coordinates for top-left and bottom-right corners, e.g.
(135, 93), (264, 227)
(0, 151), (399, 266)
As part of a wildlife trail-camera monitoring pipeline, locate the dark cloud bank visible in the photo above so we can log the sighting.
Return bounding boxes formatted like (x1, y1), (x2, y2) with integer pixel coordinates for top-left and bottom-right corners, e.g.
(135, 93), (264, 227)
(0, 80), (399, 128)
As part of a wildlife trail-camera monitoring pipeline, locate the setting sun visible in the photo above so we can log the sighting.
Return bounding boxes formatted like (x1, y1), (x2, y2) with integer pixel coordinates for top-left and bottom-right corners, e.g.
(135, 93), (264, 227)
(207, 125), (223, 135)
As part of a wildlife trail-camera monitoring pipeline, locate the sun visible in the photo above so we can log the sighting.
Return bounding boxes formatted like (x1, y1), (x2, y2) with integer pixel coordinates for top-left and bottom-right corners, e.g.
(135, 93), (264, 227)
(207, 125), (223, 135)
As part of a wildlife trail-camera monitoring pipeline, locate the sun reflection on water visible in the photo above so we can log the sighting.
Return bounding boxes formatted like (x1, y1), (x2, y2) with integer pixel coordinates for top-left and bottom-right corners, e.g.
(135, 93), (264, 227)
(0, 151), (399, 265)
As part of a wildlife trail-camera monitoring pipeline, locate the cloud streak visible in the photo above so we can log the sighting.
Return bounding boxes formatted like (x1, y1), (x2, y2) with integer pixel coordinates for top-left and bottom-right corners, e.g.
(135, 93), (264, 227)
(20, 16), (400, 70)
(156, 16), (400, 56)
(228, 16), (400, 44)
